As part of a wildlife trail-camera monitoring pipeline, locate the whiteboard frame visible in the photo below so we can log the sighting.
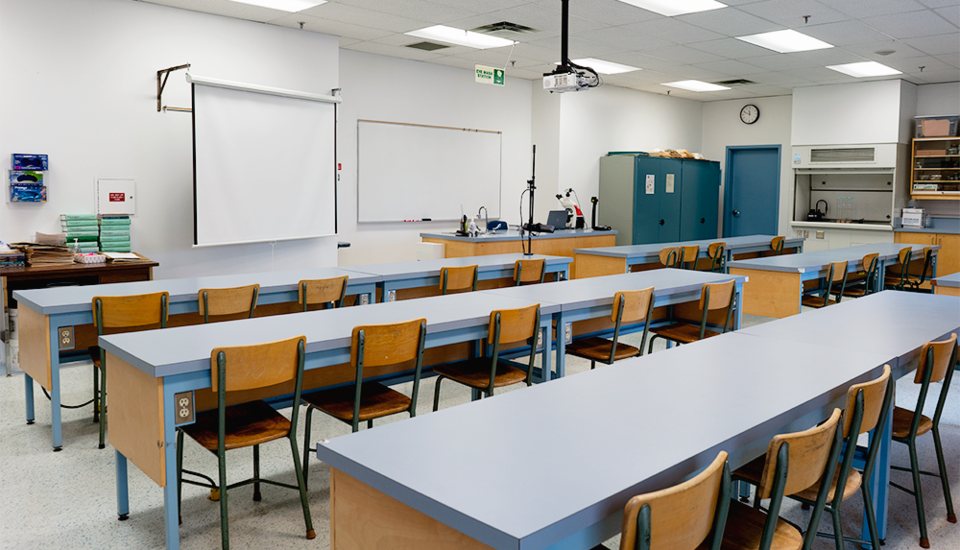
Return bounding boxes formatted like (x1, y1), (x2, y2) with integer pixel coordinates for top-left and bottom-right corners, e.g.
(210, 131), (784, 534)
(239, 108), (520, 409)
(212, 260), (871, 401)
(356, 119), (502, 223)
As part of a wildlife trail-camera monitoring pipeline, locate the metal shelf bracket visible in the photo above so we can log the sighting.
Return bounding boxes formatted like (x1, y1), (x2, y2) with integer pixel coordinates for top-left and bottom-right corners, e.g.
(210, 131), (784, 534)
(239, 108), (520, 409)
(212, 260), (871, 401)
(157, 64), (191, 112)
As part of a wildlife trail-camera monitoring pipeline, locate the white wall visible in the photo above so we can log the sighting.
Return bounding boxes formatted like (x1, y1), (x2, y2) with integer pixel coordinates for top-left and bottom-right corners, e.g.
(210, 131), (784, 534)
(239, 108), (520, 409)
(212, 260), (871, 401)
(555, 86), (703, 218)
(702, 95), (794, 238)
(917, 83), (960, 116)
(337, 50), (532, 265)
(0, 0), (340, 279)
(792, 80), (912, 146)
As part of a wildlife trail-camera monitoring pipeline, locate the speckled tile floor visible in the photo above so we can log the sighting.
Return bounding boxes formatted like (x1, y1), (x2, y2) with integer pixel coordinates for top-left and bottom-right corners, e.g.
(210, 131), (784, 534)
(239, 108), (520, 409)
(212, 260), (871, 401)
(1, 312), (958, 550)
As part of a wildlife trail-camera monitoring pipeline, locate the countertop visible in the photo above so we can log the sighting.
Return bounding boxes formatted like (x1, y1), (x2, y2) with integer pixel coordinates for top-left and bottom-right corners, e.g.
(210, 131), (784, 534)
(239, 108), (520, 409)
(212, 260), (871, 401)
(420, 228), (616, 242)
(893, 217), (960, 234)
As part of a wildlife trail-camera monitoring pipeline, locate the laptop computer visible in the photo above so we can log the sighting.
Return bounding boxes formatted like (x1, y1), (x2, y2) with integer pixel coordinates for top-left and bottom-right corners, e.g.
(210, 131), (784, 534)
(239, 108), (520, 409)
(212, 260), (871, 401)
(546, 210), (569, 230)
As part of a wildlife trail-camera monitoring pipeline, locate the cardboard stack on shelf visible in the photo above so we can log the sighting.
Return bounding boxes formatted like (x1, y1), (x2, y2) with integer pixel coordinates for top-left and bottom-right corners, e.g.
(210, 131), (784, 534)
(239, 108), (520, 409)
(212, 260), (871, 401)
(99, 215), (131, 253)
(60, 214), (100, 253)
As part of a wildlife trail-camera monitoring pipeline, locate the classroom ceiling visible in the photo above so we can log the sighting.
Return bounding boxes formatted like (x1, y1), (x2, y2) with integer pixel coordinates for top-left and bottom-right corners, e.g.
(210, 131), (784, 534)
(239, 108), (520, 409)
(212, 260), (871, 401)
(138, 0), (959, 101)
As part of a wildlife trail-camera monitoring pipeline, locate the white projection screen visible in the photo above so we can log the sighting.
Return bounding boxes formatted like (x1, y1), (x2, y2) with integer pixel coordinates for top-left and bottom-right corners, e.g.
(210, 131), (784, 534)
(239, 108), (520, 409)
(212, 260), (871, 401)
(192, 78), (337, 247)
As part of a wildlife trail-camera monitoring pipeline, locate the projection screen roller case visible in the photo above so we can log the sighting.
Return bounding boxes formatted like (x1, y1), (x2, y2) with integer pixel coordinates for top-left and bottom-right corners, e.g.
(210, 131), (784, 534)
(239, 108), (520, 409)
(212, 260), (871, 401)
(190, 75), (339, 247)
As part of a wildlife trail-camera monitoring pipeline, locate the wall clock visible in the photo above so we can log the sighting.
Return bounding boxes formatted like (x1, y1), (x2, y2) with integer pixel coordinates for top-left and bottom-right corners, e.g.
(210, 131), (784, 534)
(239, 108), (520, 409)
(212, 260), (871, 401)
(740, 104), (760, 124)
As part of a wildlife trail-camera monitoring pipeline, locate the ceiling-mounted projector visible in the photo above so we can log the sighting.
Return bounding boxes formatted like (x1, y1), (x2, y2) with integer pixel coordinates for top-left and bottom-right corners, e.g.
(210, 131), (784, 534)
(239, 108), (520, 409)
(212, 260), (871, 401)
(543, 0), (599, 93)
(543, 72), (591, 93)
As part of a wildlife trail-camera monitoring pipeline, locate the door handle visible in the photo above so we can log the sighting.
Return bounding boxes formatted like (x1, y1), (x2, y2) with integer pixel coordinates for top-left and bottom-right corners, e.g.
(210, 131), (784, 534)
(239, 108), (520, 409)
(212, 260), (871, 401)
(700, 218), (705, 224)
(659, 219), (665, 226)
(732, 210), (740, 217)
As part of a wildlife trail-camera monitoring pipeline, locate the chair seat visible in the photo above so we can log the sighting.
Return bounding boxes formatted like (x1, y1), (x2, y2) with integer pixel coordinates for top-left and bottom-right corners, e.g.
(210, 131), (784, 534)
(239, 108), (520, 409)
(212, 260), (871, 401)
(884, 276), (905, 287)
(840, 287), (868, 298)
(565, 336), (640, 363)
(434, 358), (527, 390)
(180, 400), (290, 451)
(793, 466), (862, 504)
(720, 500), (803, 550)
(650, 323), (720, 344)
(892, 406), (934, 438)
(732, 455), (765, 487)
(303, 381), (411, 423)
(800, 295), (837, 308)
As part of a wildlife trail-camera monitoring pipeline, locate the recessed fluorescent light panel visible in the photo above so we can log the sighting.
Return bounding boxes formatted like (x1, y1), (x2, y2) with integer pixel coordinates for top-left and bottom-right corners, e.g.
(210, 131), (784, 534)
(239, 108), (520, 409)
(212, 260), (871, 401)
(228, 0), (326, 11)
(663, 80), (730, 92)
(736, 30), (833, 53)
(405, 26), (514, 49)
(617, 0), (726, 17)
(826, 61), (902, 78)
(571, 58), (641, 74)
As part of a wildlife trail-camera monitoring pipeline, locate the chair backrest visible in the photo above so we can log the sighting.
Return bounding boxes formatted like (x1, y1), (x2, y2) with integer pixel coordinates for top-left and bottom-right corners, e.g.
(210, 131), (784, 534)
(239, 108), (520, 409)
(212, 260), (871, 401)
(299, 275), (348, 311)
(708, 242), (726, 272)
(699, 280), (735, 312)
(198, 284), (259, 323)
(757, 408), (842, 499)
(680, 245), (700, 269)
(861, 253), (879, 292)
(612, 287), (655, 325)
(771, 236), (785, 255)
(92, 291), (169, 334)
(490, 303), (540, 346)
(844, 365), (891, 437)
(514, 259), (546, 286)
(828, 261), (847, 284)
(618, 451), (730, 550)
(915, 246), (932, 283)
(210, 335), (305, 394)
(351, 318), (427, 369)
(913, 333), (957, 386)
(893, 247), (913, 282)
(659, 247), (680, 268)
(440, 265), (478, 295)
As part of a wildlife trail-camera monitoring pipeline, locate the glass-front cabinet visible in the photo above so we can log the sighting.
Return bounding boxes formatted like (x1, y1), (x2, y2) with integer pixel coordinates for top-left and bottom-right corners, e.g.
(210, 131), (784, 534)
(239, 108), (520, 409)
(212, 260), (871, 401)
(912, 137), (960, 199)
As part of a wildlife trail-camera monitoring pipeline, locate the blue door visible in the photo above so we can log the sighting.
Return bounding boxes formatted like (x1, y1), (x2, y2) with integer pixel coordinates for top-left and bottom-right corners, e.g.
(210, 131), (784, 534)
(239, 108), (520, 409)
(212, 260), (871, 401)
(723, 146), (781, 237)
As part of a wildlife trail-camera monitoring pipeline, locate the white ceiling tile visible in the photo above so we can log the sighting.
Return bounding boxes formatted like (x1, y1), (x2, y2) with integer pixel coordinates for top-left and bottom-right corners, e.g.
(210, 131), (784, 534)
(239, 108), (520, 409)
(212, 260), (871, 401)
(603, 52), (688, 70)
(735, 84), (793, 96)
(556, 0), (663, 26)
(862, 10), (958, 39)
(675, 7), (783, 36)
(903, 34), (960, 56)
(143, 0), (283, 21)
(299, 3), (430, 33)
(913, 69), (960, 82)
(661, 65), (732, 82)
(739, 71), (817, 86)
(617, 17), (725, 45)
(936, 52), (960, 68)
(831, 0), (929, 18)
(693, 59), (768, 76)
(527, 36), (624, 58)
(339, 36), (363, 47)
(916, 0), (958, 7)
(800, 20), (892, 47)
(511, 42), (565, 63)
(883, 56), (956, 74)
(270, 13), (393, 40)
(745, 51), (844, 71)
(934, 5), (960, 27)
(575, 26), (675, 52)
(642, 45), (727, 65)
(428, 0), (528, 12)
(686, 38), (773, 59)
(736, 0), (851, 28)
(790, 66), (864, 83)
(333, 0), (472, 23)
(840, 41), (926, 60)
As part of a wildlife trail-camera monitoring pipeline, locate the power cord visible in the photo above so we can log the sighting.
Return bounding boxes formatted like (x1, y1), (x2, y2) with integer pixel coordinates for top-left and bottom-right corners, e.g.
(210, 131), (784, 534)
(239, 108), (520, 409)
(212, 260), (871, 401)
(41, 386), (95, 409)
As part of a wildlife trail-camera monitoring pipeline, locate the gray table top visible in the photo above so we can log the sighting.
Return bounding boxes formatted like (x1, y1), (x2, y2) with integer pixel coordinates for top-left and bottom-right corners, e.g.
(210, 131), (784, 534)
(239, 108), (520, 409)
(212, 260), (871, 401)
(420, 229), (616, 243)
(740, 291), (960, 367)
(11, 266), (376, 316)
(573, 234), (803, 259)
(483, 269), (746, 312)
(99, 291), (558, 379)
(933, 272), (960, 288)
(352, 253), (571, 281)
(727, 243), (938, 274)
(317, 332), (891, 550)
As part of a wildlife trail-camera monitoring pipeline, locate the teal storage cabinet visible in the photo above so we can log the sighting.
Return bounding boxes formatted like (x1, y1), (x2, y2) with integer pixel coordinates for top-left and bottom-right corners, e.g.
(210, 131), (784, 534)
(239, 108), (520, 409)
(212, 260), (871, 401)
(599, 154), (720, 246)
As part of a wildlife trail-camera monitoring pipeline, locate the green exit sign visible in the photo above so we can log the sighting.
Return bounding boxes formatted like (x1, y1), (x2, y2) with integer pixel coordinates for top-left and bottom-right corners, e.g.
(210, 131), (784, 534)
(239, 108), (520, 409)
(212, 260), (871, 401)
(475, 65), (504, 86)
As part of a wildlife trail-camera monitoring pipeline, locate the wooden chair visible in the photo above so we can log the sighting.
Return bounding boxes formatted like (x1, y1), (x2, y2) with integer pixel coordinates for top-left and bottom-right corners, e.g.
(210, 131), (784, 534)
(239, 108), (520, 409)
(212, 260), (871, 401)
(433, 304), (540, 411)
(647, 280), (735, 353)
(659, 247), (681, 269)
(904, 246), (933, 293)
(801, 261), (848, 309)
(177, 335), (314, 549)
(91, 292), (169, 449)
(890, 333), (958, 548)
(884, 247), (913, 290)
(440, 265), (478, 295)
(770, 236), (785, 256)
(789, 365), (893, 550)
(198, 284), (259, 323)
(707, 242), (726, 272)
(679, 245), (700, 270)
(722, 408), (843, 550)
(301, 318), (426, 488)
(298, 275), (348, 311)
(612, 450), (730, 550)
(565, 287), (654, 370)
(839, 253), (879, 298)
(514, 258), (545, 286)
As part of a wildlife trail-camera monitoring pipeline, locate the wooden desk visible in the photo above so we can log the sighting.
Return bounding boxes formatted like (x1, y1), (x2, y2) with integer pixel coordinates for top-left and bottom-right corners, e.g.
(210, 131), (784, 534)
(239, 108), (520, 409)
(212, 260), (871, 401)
(932, 272), (960, 296)
(2, 256), (158, 374)
(421, 230), (616, 279)
(573, 234), (803, 278)
(728, 243), (938, 318)
(318, 292), (959, 550)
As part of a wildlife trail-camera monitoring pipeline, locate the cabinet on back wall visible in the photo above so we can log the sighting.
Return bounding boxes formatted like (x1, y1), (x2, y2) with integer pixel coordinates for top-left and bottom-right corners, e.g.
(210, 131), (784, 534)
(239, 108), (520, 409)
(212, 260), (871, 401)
(599, 154), (720, 246)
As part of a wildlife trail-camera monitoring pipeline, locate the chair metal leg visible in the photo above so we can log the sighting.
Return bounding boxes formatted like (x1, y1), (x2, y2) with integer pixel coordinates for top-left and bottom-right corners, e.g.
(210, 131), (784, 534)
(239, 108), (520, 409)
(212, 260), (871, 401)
(648, 335), (659, 354)
(367, 419), (373, 429)
(830, 505), (844, 550)
(433, 376), (444, 412)
(98, 363), (107, 449)
(908, 440), (930, 547)
(177, 430), (184, 526)
(590, 360), (595, 370)
(301, 406), (314, 492)
(932, 427), (957, 523)
(862, 482), (882, 550)
(288, 436), (316, 539)
(217, 445), (229, 550)
(92, 363), (100, 423)
(252, 444), (261, 502)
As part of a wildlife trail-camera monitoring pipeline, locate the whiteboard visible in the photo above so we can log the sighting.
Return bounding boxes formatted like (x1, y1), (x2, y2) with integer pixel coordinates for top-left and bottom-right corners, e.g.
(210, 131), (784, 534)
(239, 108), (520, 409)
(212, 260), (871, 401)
(357, 120), (501, 223)
(192, 80), (337, 247)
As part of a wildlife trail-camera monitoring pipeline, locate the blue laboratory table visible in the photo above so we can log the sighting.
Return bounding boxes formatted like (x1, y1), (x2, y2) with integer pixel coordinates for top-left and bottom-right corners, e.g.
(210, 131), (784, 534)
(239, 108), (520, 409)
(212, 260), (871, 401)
(318, 291), (960, 550)
(573, 234), (804, 278)
(728, 243), (938, 318)
(932, 272), (960, 296)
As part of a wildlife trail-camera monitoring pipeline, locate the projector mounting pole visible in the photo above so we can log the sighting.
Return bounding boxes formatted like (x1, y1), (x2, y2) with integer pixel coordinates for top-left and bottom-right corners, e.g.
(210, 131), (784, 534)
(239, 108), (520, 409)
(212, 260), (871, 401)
(525, 144), (537, 256)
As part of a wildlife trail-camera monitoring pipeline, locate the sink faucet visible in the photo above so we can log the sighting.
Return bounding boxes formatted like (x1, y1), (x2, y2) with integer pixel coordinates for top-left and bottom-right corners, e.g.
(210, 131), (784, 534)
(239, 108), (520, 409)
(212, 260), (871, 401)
(478, 206), (490, 234)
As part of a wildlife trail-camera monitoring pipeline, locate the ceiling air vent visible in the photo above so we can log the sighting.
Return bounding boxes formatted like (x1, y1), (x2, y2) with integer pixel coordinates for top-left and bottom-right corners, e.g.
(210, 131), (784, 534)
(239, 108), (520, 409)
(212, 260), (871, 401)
(712, 79), (756, 86)
(472, 21), (537, 35)
(406, 41), (449, 51)
(810, 147), (875, 163)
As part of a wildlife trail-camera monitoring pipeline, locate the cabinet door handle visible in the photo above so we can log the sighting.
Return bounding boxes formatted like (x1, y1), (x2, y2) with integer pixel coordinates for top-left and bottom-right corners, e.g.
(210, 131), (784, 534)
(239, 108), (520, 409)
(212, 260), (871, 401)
(732, 210), (740, 217)
(659, 219), (665, 226)
(700, 218), (705, 224)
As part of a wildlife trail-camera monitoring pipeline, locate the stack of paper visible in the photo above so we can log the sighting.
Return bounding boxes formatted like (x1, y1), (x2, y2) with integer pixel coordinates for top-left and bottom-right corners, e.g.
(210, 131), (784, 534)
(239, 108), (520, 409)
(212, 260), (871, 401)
(10, 243), (75, 265)
(60, 214), (100, 253)
(99, 215), (131, 253)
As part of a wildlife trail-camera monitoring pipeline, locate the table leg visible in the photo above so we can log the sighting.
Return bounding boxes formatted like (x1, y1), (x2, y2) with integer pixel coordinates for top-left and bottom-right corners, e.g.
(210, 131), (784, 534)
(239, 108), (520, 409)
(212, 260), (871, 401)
(163, 386), (181, 550)
(734, 283), (743, 330)
(24, 373), (35, 424)
(865, 400), (893, 543)
(543, 321), (554, 381)
(49, 327), (62, 451)
(116, 450), (130, 520)
(553, 313), (564, 380)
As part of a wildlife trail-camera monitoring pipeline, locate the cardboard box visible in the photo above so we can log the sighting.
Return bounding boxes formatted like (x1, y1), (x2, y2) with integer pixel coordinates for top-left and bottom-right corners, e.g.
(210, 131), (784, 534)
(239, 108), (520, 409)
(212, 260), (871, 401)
(10, 185), (47, 202)
(915, 115), (958, 137)
(11, 154), (48, 171)
(9, 170), (43, 185)
(916, 149), (947, 157)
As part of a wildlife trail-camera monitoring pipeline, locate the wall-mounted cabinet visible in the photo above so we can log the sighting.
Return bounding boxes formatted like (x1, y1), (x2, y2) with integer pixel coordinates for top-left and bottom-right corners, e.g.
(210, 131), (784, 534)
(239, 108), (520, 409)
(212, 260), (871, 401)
(599, 154), (720, 246)
(911, 137), (960, 200)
